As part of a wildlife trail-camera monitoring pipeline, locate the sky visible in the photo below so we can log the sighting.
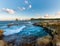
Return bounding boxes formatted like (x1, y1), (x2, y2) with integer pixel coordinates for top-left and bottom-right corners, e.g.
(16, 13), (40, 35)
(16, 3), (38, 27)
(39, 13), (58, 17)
(0, 0), (60, 20)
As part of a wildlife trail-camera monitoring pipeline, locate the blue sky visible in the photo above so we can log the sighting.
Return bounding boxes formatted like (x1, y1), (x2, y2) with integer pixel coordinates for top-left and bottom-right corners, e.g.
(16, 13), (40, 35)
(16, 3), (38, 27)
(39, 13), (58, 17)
(0, 0), (60, 20)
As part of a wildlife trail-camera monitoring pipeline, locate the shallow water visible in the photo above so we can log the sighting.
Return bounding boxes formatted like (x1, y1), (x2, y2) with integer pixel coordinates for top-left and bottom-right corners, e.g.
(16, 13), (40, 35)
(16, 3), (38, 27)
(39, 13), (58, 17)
(0, 21), (49, 46)
(0, 21), (48, 36)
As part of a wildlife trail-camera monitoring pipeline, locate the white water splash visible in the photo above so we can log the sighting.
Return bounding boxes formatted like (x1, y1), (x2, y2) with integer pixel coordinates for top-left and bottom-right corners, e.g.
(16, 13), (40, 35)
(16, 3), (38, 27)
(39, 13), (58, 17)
(28, 21), (32, 24)
(3, 25), (26, 36)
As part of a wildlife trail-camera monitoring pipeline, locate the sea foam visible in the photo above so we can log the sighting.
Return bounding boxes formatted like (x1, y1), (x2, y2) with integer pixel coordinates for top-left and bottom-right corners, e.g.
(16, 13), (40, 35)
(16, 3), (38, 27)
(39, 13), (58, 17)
(3, 25), (26, 36)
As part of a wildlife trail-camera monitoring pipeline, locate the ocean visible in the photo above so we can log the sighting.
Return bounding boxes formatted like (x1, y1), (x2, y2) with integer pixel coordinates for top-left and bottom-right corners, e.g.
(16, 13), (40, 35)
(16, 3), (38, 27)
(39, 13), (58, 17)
(0, 20), (49, 46)
(0, 20), (48, 36)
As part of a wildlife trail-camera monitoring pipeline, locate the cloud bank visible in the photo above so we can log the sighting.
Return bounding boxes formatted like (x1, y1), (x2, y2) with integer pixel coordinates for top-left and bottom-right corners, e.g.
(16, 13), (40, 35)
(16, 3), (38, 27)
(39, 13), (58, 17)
(2, 8), (15, 14)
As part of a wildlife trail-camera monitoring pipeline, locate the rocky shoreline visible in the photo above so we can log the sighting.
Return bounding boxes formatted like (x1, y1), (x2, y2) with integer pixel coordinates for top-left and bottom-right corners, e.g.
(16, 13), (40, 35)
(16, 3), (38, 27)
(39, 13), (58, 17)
(0, 22), (60, 46)
(33, 22), (60, 46)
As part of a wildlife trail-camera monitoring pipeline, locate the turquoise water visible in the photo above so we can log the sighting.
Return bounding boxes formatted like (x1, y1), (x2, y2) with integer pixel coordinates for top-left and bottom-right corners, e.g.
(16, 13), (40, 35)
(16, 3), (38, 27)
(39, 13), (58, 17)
(0, 21), (49, 46)
(0, 21), (48, 36)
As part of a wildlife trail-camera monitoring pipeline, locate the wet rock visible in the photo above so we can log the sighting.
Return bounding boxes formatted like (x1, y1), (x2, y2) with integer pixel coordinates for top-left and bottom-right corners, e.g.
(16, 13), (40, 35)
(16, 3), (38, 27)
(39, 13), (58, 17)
(7, 23), (18, 27)
(33, 23), (41, 26)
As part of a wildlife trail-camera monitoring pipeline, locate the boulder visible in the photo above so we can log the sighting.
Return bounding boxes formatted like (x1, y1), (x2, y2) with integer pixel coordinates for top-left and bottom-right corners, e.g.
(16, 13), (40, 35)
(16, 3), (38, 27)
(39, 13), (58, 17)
(0, 40), (7, 46)
(0, 30), (4, 36)
(0, 30), (4, 39)
(36, 36), (52, 46)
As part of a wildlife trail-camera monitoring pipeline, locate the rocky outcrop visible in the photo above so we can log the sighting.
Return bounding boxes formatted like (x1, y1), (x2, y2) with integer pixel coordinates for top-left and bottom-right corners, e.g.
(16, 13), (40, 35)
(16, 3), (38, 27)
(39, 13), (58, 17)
(36, 35), (52, 46)
(0, 30), (4, 40)
(0, 30), (4, 36)
(7, 23), (18, 27)
(0, 30), (8, 46)
(0, 40), (7, 46)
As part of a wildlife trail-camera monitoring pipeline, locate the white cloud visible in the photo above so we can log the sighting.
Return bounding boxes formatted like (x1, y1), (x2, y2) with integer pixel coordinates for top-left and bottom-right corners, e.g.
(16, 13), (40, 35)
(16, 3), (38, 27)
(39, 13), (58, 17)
(29, 4), (32, 8)
(0, 14), (21, 21)
(44, 14), (49, 18)
(43, 12), (60, 18)
(18, 5), (32, 11)
(18, 7), (26, 11)
(34, 13), (60, 18)
(2, 8), (15, 14)
(18, 0), (32, 11)
(24, 0), (28, 4)
(55, 12), (60, 18)
(22, 7), (26, 10)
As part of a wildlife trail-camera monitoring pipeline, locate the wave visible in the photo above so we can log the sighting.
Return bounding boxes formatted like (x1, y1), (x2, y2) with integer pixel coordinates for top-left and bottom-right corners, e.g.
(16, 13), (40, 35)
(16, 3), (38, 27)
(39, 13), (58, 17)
(3, 25), (26, 36)
(1, 26), (7, 28)
(28, 21), (32, 24)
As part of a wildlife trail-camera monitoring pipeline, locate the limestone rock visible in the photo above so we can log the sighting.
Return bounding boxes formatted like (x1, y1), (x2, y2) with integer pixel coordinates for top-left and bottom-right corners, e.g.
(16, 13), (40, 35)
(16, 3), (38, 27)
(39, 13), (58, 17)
(0, 30), (4, 36)
(0, 40), (7, 46)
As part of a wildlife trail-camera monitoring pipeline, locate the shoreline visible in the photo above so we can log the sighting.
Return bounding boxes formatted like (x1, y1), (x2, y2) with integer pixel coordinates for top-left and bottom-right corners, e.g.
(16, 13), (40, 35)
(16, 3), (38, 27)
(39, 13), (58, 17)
(0, 21), (60, 46)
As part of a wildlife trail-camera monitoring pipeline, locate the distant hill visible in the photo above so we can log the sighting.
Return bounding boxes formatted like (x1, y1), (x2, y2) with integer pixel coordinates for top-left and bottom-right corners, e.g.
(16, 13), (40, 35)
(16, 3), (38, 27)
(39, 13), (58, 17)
(31, 18), (60, 20)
